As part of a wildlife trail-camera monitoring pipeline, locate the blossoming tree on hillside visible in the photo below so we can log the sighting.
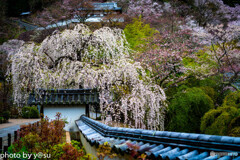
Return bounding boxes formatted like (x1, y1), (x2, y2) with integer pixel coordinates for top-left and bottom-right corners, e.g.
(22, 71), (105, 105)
(192, 0), (240, 26)
(8, 24), (167, 130)
(187, 23), (240, 90)
(124, 15), (201, 89)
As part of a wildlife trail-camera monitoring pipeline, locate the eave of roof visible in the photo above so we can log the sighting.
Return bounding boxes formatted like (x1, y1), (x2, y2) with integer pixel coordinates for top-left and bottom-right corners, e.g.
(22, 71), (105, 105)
(28, 89), (100, 105)
(76, 115), (240, 160)
(78, 2), (122, 11)
(20, 11), (31, 16)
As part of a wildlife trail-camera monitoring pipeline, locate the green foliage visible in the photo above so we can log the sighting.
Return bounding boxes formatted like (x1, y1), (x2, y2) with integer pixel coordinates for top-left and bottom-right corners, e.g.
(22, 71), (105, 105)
(200, 106), (239, 135)
(10, 106), (20, 119)
(51, 143), (78, 159)
(166, 76), (222, 105)
(7, 113), (92, 160)
(51, 140), (89, 160)
(1, 111), (10, 121)
(183, 48), (217, 77)
(229, 127), (240, 137)
(21, 133), (41, 153)
(96, 115), (101, 120)
(50, 142), (66, 159)
(124, 16), (158, 51)
(71, 140), (82, 151)
(198, 76), (229, 105)
(10, 113), (66, 154)
(0, 22), (26, 44)
(182, 76), (220, 90)
(228, 116), (240, 137)
(97, 142), (117, 160)
(22, 106), (40, 118)
(199, 86), (217, 103)
(22, 106), (29, 118)
(8, 145), (30, 160)
(166, 87), (214, 133)
(200, 91), (240, 136)
(222, 91), (240, 108)
(0, 117), (5, 123)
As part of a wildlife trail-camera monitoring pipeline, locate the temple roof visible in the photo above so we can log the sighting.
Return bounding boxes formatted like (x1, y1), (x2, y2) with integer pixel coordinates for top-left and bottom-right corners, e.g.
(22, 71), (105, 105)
(78, 2), (122, 11)
(28, 89), (100, 105)
(92, 2), (122, 11)
(76, 115), (240, 160)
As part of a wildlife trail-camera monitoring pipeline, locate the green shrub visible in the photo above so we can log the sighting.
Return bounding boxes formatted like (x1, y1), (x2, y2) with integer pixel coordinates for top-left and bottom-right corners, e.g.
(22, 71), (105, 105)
(124, 16), (158, 51)
(50, 143), (66, 159)
(2, 111), (10, 121)
(0, 117), (4, 123)
(97, 142), (117, 159)
(21, 133), (41, 153)
(8, 113), (67, 159)
(229, 127), (240, 137)
(22, 106), (39, 118)
(8, 145), (30, 160)
(96, 115), (101, 120)
(71, 140), (82, 151)
(50, 141), (87, 160)
(29, 106), (39, 118)
(166, 76), (221, 104)
(166, 87), (214, 133)
(22, 106), (30, 118)
(222, 91), (240, 108)
(182, 76), (219, 89)
(200, 106), (240, 135)
(10, 106), (20, 118)
(199, 86), (217, 103)
(228, 116), (240, 137)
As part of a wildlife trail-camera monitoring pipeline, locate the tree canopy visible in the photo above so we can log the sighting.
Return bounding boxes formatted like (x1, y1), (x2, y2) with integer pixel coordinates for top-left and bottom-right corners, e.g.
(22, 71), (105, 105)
(8, 24), (167, 130)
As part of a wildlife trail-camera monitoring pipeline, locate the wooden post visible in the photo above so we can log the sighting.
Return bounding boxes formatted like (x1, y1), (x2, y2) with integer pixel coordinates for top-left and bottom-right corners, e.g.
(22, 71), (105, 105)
(0, 137), (2, 152)
(86, 104), (89, 117)
(17, 129), (20, 140)
(95, 105), (98, 119)
(7, 134), (11, 147)
(19, 128), (22, 138)
(14, 131), (17, 141)
(40, 105), (44, 119)
(3, 146), (8, 160)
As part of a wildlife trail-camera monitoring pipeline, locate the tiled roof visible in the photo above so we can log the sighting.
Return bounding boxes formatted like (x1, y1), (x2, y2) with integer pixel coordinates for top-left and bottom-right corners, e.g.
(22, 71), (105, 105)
(92, 2), (122, 10)
(20, 12), (31, 16)
(78, 2), (122, 11)
(28, 89), (99, 105)
(76, 115), (240, 160)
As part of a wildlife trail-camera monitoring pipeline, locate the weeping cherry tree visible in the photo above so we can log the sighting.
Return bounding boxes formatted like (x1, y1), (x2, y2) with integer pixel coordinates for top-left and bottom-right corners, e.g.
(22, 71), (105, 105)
(8, 24), (167, 130)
